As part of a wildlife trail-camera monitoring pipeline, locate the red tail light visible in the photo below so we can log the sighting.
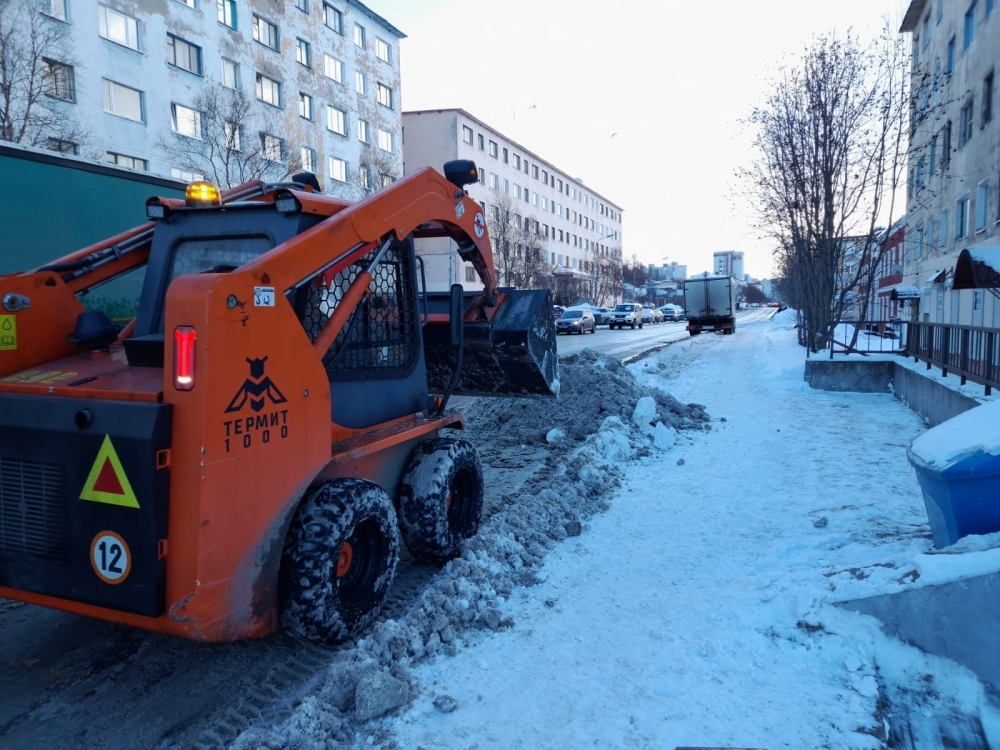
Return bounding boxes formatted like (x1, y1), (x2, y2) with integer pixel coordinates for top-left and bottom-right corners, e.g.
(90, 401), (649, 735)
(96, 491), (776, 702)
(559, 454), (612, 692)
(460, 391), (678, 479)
(173, 326), (196, 390)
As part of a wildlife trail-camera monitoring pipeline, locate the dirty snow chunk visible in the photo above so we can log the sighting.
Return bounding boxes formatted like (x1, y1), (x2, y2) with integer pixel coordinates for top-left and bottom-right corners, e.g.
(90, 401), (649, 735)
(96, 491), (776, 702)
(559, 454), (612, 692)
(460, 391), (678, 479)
(354, 672), (409, 722)
(852, 674), (879, 699)
(433, 695), (458, 713)
(546, 428), (566, 445)
(632, 396), (658, 431)
(844, 655), (863, 673)
(652, 422), (676, 451)
(593, 419), (633, 463)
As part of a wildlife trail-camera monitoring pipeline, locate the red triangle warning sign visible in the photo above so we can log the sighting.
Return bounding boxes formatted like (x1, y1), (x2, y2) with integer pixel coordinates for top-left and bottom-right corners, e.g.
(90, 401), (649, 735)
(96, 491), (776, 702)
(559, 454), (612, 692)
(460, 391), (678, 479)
(80, 435), (139, 508)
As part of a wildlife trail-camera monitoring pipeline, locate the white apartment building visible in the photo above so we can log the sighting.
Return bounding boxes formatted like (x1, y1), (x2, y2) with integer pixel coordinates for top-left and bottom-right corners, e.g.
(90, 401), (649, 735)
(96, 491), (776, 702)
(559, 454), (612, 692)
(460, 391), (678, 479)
(900, 0), (999, 326)
(401, 108), (624, 292)
(24, 0), (404, 195)
(713, 251), (744, 281)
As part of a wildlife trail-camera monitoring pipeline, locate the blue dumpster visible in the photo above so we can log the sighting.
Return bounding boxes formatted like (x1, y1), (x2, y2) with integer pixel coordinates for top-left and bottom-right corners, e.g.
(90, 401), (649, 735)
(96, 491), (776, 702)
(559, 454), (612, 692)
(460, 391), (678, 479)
(907, 400), (1000, 548)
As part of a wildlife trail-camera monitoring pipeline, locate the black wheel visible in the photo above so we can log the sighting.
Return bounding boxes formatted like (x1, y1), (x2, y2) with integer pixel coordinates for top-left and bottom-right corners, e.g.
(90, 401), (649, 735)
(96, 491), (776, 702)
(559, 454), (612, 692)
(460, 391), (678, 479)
(639, 322), (643, 329)
(398, 437), (484, 562)
(280, 478), (399, 644)
(631, 321), (636, 329)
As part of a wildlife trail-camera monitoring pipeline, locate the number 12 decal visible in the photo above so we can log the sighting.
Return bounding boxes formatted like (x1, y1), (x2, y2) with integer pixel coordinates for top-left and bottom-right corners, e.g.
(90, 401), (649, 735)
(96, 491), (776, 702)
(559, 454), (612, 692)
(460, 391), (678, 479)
(90, 531), (132, 585)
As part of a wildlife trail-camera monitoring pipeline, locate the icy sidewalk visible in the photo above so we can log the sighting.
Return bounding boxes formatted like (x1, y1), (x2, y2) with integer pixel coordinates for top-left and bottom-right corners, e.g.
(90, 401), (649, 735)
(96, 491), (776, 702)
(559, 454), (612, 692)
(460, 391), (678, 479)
(384, 314), (996, 749)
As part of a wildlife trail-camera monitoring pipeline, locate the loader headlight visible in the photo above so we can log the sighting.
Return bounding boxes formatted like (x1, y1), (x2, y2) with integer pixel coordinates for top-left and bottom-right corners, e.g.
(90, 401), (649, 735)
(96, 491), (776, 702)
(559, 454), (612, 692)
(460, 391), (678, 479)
(185, 181), (221, 207)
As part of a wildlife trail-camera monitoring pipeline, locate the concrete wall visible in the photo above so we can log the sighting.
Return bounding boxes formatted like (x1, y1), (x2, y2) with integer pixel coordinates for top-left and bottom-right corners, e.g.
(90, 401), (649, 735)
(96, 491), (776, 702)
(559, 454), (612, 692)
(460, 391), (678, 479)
(805, 357), (981, 426)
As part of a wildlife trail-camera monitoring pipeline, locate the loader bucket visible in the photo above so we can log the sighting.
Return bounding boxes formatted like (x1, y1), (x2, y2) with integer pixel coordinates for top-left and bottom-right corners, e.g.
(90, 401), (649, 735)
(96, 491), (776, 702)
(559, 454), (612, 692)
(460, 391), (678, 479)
(423, 288), (559, 398)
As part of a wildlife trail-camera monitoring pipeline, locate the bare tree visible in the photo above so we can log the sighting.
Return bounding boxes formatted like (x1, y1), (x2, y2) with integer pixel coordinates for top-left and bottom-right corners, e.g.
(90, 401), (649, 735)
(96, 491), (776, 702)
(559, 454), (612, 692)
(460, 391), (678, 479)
(156, 83), (302, 188)
(586, 243), (622, 306)
(486, 189), (520, 286)
(349, 145), (401, 200)
(0, 0), (92, 152)
(741, 25), (908, 351)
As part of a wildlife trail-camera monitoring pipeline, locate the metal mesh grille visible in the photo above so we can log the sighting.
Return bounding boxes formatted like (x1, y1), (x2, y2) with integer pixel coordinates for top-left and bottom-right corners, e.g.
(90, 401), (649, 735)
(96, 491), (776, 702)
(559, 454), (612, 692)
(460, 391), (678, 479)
(0, 458), (67, 561)
(299, 244), (418, 376)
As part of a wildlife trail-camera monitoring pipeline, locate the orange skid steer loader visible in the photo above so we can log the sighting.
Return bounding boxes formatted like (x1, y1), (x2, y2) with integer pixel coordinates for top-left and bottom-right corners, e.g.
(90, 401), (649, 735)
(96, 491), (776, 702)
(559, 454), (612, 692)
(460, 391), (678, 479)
(0, 161), (557, 644)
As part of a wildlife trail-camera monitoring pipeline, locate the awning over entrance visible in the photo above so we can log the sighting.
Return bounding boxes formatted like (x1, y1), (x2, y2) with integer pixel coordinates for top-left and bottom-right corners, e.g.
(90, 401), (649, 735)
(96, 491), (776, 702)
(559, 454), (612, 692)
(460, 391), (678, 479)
(889, 285), (920, 300)
(953, 246), (1000, 290)
(926, 269), (947, 284)
(551, 265), (591, 280)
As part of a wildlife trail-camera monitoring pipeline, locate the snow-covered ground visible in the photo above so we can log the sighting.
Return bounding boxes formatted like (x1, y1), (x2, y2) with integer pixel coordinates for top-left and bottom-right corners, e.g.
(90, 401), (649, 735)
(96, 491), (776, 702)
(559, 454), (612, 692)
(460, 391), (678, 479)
(232, 309), (1000, 750)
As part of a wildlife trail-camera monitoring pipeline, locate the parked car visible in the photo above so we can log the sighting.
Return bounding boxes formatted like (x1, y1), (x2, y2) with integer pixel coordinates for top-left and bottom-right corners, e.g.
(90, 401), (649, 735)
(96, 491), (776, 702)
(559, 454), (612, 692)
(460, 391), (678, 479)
(659, 304), (684, 322)
(555, 308), (597, 334)
(650, 307), (664, 323)
(594, 307), (614, 325)
(609, 303), (643, 329)
(553, 305), (565, 320)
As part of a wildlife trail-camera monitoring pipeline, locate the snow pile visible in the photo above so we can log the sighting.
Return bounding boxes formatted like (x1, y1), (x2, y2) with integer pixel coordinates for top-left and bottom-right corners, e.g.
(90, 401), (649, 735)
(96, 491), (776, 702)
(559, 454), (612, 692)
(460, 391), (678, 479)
(231, 349), (711, 750)
(909, 399), (1000, 469)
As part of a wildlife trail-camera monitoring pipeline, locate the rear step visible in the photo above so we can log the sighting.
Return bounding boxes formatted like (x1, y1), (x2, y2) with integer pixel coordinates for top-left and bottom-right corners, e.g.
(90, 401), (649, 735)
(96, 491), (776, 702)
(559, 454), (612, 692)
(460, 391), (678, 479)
(423, 288), (558, 398)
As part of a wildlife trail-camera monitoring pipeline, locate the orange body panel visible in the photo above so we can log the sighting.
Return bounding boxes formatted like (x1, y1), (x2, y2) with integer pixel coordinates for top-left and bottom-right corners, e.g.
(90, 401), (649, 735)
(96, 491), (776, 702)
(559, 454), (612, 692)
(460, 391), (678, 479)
(0, 167), (491, 641)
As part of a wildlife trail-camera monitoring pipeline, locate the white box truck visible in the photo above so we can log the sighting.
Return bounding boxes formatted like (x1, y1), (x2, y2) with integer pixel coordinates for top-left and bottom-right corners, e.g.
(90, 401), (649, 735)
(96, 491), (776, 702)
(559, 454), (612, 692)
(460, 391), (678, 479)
(683, 274), (737, 335)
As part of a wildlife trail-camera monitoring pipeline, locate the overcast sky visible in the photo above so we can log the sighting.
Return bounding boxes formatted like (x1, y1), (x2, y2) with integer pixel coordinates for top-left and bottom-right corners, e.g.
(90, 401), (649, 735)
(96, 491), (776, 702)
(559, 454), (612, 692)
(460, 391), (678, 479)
(369, 0), (910, 279)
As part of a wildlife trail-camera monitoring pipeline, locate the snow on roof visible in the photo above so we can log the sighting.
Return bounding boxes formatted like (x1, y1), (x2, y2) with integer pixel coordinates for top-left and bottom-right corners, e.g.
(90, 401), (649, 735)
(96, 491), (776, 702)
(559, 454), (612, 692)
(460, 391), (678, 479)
(926, 269), (946, 284)
(909, 399), (1000, 469)
(889, 284), (920, 300)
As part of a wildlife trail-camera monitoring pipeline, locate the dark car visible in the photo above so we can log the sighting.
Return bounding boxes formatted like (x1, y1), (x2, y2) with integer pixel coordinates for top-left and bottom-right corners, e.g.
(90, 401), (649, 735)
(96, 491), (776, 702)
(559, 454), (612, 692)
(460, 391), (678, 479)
(555, 308), (597, 335)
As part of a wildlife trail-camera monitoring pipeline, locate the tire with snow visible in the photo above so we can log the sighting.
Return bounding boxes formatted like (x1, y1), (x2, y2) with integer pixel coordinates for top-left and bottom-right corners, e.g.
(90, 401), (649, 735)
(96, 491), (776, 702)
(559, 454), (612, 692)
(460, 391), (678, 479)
(398, 437), (484, 563)
(279, 478), (399, 645)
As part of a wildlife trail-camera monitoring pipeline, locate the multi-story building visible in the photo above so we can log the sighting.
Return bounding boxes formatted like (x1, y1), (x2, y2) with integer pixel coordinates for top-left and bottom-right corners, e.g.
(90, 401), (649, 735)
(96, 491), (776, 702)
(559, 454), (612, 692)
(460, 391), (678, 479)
(901, 0), (999, 326)
(875, 218), (907, 321)
(647, 262), (687, 282)
(713, 251), (744, 281)
(401, 108), (624, 297)
(21, 0), (404, 195)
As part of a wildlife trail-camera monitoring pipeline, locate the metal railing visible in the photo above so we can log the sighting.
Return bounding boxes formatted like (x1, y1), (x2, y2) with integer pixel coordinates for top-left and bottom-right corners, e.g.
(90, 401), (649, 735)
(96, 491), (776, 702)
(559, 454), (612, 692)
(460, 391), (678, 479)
(822, 319), (907, 357)
(904, 321), (1000, 396)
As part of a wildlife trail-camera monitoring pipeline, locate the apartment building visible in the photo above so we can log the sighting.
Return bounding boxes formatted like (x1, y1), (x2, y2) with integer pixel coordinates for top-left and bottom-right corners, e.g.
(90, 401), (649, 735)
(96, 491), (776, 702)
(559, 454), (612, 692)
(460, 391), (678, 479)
(24, 0), (404, 194)
(401, 109), (624, 292)
(900, 0), (999, 326)
(712, 251), (744, 280)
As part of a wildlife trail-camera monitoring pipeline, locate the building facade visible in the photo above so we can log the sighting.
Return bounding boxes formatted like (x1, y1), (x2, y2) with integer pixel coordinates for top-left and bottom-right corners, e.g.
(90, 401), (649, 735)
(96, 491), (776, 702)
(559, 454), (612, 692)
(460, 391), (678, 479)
(713, 251), (744, 281)
(401, 109), (624, 298)
(901, 0), (999, 326)
(22, 0), (404, 195)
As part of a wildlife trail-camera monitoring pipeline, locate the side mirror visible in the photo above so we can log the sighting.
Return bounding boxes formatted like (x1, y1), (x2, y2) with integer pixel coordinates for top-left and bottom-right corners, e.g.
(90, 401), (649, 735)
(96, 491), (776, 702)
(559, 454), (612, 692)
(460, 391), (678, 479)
(449, 283), (464, 346)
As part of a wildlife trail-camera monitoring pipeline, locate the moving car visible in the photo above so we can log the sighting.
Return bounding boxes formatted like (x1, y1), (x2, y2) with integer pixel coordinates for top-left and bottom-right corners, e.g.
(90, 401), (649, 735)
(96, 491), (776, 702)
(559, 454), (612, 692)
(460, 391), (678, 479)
(659, 304), (684, 322)
(556, 308), (597, 334)
(609, 303), (643, 330)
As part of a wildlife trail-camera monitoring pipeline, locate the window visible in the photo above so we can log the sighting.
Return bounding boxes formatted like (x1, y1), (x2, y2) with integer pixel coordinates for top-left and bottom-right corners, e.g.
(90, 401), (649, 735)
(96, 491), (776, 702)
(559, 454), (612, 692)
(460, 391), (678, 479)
(296, 38), (311, 67)
(917, 157), (926, 191)
(381, 173), (393, 188)
(465, 266), (477, 283)
(326, 106), (346, 135)
(942, 120), (952, 166)
(329, 157), (347, 183)
(513, 154), (520, 169)
(323, 55), (343, 83)
(964, 1), (977, 51)
(175, 0), (196, 7)
(357, 119), (369, 143)
(102, 80), (143, 121)
(299, 92), (313, 120)
(171, 167), (204, 182)
(106, 152), (148, 171)
(252, 15), (278, 50)
(217, 0), (236, 28)
(354, 24), (365, 48)
(478, 169), (485, 184)
(514, 184), (521, 199)
(542, 170), (548, 184)
(261, 133), (283, 162)
(255, 74), (281, 107)
(224, 121), (240, 150)
(985, 71), (995, 124)
(378, 128), (393, 152)
(222, 58), (239, 88)
(301, 146), (316, 173)
(960, 99), (974, 147)
(171, 103), (202, 138)
(355, 71), (366, 95)
(976, 181), (989, 231)
(489, 140), (498, 157)
(167, 34), (202, 75)
(532, 164), (538, 179)
(295, 0), (308, 11)
(42, 59), (74, 101)
(99, 5), (140, 50)
(375, 38), (390, 63)
(532, 191), (539, 206)
(947, 36), (955, 74)
(922, 13), (931, 47)
(939, 209), (948, 247)
(377, 83), (392, 108)
(462, 125), (473, 144)
(323, 3), (342, 32)
(956, 195), (970, 238)
(358, 164), (370, 190)
(478, 134), (484, 150)
(930, 137), (937, 176)
(914, 224), (923, 258)
(47, 139), (77, 155)
(489, 173), (499, 189)
(502, 147), (508, 164)
(43, 0), (67, 21)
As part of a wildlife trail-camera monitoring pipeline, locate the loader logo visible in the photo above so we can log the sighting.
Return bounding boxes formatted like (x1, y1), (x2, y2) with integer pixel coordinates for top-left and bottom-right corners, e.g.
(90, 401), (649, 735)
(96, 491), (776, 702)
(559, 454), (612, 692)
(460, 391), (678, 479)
(80, 436), (140, 509)
(225, 357), (287, 414)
